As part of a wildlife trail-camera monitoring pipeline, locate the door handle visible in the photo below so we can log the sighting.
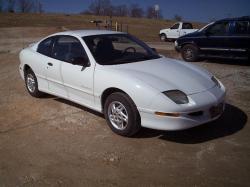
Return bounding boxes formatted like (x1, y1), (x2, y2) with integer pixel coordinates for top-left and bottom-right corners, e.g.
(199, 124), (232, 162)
(48, 62), (53, 66)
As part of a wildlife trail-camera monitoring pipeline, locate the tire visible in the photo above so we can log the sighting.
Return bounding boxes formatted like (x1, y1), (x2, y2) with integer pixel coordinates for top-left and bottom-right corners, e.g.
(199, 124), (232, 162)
(25, 69), (43, 97)
(104, 92), (141, 137)
(181, 44), (199, 62)
(160, 34), (167, 42)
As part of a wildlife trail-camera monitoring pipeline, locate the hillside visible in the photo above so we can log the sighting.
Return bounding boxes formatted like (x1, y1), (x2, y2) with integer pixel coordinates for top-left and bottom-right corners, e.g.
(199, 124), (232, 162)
(0, 13), (204, 41)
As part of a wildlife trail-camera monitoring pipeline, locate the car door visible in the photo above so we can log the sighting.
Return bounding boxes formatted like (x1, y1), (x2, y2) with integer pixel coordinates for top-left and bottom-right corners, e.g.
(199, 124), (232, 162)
(58, 36), (95, 107)
(168, 23), (180, 38)
(35, 36), (56, 92)
(47, 36), (68, 98)
(180, 22), (193, 36)
(227, 20), (250, 59)
(199, 21), (231, 57)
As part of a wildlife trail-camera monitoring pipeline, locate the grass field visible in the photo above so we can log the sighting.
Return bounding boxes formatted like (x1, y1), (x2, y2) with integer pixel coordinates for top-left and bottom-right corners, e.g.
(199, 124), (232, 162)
(0, 13), (204, 41)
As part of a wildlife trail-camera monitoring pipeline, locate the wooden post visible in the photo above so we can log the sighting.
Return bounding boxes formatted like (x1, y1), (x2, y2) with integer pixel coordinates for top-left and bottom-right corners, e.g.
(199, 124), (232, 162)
(115, 22), (118, 31)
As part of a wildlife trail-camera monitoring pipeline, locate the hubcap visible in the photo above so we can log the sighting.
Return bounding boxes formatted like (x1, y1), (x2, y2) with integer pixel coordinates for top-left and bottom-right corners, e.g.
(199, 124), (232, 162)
(108, 101), (128, 130)
(161, 35), (166, 41)
(184, 48), (194, 60)
(26, 74), (36, 93)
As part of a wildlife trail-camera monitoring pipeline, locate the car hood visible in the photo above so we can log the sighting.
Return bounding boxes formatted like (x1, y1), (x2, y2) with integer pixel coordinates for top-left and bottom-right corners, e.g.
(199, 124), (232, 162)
(178, 30), (200, 38)
(109, 57), (215, 95)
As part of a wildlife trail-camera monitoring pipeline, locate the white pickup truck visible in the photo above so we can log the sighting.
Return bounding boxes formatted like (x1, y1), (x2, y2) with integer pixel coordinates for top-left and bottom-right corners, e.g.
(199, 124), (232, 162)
(159, 22), (198, 41)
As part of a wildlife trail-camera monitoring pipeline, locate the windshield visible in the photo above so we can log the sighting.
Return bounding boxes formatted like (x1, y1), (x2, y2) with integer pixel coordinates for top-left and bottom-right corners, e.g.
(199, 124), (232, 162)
(83, 34), (160, 65)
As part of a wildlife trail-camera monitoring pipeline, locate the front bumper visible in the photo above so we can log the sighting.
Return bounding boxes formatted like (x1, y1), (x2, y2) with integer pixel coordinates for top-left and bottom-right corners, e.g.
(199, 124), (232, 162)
(174, 41), (181, 52)
(139, 85), (226, 131)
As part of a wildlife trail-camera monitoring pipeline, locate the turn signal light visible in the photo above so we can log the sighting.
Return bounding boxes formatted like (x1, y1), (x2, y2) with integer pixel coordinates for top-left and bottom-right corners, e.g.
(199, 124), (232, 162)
(155, 111), (180, 117)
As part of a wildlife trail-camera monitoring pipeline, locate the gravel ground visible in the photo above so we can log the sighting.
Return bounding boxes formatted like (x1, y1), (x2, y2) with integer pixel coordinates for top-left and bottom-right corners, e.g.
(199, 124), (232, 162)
(0, 28), (250, 186)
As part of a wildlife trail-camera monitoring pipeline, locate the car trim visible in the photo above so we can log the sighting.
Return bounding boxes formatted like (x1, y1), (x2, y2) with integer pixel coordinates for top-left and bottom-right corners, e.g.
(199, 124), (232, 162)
(200, 48), (247, 52)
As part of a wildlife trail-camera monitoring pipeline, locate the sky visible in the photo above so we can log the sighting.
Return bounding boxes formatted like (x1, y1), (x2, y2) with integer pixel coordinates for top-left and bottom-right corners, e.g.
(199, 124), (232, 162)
(40, 0), (250, 22)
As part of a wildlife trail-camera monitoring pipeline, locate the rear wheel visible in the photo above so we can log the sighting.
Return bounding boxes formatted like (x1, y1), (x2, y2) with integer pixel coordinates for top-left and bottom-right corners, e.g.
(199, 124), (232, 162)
(25, 69), (43, 97)
(181, 44), (199, 62)
(104, 92), (141, 137)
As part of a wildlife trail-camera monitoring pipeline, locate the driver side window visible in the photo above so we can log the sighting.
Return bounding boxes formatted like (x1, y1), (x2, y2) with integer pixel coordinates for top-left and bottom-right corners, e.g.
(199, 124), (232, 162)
(207, 22), (230, 36)
(52, 36), (88, 64)
(171, 23), (180, 29)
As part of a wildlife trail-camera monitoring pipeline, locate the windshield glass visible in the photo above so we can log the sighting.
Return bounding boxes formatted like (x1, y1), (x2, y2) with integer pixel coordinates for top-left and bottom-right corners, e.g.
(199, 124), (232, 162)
(83, 34), (160, 65)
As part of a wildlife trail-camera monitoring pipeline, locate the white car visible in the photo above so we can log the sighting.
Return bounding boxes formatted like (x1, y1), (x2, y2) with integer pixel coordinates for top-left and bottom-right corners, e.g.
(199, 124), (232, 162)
(19, 30), (226, 136)
(159, 22), (198, 41)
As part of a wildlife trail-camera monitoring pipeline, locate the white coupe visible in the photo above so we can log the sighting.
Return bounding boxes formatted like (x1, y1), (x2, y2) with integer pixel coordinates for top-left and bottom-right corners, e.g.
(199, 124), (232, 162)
(19, 30), (226, 136)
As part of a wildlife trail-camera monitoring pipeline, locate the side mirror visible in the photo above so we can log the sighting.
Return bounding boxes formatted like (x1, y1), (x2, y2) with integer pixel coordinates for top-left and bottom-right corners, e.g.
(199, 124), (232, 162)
(151, 48), (157, 52)
(72, 57), (90, 67)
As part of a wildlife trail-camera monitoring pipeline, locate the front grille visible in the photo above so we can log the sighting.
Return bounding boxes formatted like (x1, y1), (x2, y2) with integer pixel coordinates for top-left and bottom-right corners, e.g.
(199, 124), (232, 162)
(188, 111), (203, 117)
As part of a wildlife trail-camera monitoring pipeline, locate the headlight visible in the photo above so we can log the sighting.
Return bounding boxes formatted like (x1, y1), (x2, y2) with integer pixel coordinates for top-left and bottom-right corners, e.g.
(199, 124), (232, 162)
(211, 76), (221, 88)
(163, 90), (189, 104)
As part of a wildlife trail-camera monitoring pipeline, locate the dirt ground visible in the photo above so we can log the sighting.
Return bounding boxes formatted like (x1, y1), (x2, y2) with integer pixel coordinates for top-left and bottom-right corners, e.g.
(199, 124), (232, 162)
(0, 27), (250, 187)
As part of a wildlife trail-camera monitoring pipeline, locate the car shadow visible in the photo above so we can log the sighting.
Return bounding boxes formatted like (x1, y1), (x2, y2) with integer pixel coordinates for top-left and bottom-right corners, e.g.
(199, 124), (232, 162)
(134, 104), (247, 144)
(50, 98), (247, 144)
(54, 98), (104, 118)
(200, 58), (250, 66)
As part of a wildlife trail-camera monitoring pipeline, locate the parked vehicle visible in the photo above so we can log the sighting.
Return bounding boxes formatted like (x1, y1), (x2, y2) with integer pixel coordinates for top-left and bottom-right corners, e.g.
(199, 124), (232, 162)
(159, 22), (198, 41)
(175, 16), (250, 62)
(19, 30), (226, 136)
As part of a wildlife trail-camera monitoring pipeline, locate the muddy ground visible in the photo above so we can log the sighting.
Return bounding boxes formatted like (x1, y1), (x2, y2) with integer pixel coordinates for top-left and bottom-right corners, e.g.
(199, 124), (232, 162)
(0, 27), (250, 186)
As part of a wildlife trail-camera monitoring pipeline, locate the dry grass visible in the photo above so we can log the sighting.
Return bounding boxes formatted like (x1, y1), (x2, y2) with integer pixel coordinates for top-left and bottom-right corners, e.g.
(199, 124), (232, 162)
(0, 13), (204, 41)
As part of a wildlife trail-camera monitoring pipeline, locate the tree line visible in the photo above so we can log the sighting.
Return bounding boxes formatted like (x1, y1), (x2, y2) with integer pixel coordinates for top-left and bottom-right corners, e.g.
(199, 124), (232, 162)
(83, 0), (163, 19)
(0, 0), (43, 13)
(0, 0), (183, 21)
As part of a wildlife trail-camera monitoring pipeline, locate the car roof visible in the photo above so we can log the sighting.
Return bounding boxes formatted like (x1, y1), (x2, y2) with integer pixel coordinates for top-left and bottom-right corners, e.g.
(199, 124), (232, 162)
(50, 29), (124, 38)
(218, 16), (250, 22)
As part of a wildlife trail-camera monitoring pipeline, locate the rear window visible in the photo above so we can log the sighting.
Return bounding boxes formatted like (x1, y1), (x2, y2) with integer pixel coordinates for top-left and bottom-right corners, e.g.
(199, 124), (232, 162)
(37, 37), (54, 57)
(233, 21), (249, 35)
(182, 23), (193, 29)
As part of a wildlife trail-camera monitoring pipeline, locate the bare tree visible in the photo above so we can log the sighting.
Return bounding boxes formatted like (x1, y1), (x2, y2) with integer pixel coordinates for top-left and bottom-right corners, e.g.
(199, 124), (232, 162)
(7, 0), (16, 13)
(37, 1), (43, 13)
(0, 0), (3, 12)
(146, 6), (163, 19)
(88, 0), (112, 16)
(130, 4), (144, 18)
(18, 0), (34, 13)
(174, 14), (183, 21)
(146, 6), (156, 19)
(113, 4), (128, 17)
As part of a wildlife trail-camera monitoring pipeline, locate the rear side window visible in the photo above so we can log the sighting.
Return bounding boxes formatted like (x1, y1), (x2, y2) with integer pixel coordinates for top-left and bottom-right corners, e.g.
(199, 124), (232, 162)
(233, 21), (249, 35)
(207, 21), (230, 36)
(52, 36), (88, 64)
(182, 23), (193, 29)
(37, 37), (54, 57)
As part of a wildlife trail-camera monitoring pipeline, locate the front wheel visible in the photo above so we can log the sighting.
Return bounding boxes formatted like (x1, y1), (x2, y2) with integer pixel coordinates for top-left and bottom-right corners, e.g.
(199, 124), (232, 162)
(25, 69), (43, 97)
(160, 34), (167, 42)
(181, 44), (199, 62)
(104, 92), (141, 137)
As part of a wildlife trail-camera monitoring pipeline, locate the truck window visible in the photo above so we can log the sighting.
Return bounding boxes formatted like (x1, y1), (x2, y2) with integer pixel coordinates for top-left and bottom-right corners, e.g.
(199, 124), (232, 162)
(233, 21), (249, 35)
(171, 23), (180, 29)
(182, 23), (193, 29)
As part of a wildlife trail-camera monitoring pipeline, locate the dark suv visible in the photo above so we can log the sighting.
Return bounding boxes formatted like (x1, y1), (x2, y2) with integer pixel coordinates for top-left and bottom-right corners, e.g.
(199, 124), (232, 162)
(175, 16), (250, 62)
